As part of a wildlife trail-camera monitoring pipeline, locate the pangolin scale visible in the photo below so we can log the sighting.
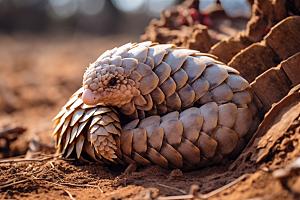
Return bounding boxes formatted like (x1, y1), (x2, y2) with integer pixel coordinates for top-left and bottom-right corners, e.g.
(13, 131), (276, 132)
(52, 41), (259, 171)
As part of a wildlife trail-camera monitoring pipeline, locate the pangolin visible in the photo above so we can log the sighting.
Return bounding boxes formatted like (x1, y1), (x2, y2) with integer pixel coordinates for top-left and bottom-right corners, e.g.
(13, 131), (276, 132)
(52, 41), (259, 171)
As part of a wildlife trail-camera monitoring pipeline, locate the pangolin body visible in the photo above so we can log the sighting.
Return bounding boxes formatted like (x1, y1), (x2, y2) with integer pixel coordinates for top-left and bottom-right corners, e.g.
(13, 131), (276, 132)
(53, 41), (259, 171)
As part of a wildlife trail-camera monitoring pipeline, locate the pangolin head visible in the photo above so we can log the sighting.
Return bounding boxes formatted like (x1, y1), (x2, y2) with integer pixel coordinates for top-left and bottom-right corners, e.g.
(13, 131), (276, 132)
(82, 56), (140, 107)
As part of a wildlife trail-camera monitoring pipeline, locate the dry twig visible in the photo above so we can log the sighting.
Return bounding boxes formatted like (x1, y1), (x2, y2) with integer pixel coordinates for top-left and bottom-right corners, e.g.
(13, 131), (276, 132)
(64, 189), (76, 200)
(31, 176), (103, 193)
(0, 153), (62, 164)
(145, 178), (187, 194)
(135, 174), (249, 200)
(59, 182), (103, 193)
(155, 195), (194, 200)
(197, 174), (249, 199)
(0, 178), (18, 186)
(0, 179), (30, 189)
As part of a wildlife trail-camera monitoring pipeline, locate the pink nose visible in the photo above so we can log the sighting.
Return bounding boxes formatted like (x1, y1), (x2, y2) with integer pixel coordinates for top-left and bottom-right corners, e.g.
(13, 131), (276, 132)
(82, 89), (98, 105)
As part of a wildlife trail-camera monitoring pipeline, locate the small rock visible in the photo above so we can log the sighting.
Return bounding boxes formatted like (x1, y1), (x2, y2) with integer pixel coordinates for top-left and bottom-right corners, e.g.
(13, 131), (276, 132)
(168, 168), (183, 181)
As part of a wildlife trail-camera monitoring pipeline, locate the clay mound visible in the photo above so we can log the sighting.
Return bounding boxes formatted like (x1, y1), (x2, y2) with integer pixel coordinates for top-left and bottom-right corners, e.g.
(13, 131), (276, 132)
(229, 16), (300, 83)
(210, 0), (300, 63)
(235, 16), (300, 118)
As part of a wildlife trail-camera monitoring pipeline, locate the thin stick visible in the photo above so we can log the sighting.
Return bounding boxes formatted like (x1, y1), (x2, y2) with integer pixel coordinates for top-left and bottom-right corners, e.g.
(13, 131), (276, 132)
(32, 176), (103, 193)
(197, 174), (249, 199)
(0, 153), (63, 164)
(145, 178), (187, 194)
(26, 167), (45, 177)
(0, 167), (44, 187)
(155, 194), (194, 200)
(34, 168), (52, 179)
(0, 178), (18, 186)
(42, 179), (63, 187)
(59, 182), (103, 193)
(64, 190), (76, 200)
(49, 161), (55, 168)
(0, 179), (30, 189)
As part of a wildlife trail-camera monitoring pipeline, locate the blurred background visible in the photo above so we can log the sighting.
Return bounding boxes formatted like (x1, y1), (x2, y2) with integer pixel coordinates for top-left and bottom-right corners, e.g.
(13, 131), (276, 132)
(0, 0), (251, 158)
(0, 0), (250, 36)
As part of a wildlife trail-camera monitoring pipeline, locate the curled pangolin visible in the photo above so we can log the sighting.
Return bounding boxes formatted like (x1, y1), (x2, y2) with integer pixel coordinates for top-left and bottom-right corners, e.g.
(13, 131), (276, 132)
(52, 41), (260, 171)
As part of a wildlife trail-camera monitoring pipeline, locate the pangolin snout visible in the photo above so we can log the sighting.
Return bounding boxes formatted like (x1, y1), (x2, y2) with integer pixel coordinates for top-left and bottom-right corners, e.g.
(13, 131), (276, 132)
(82, 88), (98, 105)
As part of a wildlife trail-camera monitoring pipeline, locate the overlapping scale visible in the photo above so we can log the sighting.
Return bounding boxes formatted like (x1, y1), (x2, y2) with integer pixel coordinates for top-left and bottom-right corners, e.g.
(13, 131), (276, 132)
(53, 41), (259, 171)
(53, 90), (122, 162)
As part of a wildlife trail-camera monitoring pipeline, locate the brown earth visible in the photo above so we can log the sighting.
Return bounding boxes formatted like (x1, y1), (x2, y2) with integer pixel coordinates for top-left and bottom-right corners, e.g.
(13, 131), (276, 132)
(0, 32), (300, 200)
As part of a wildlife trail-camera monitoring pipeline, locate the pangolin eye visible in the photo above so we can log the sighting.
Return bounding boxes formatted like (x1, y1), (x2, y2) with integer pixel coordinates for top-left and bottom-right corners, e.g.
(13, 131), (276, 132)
(109, 78), (117, 86)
